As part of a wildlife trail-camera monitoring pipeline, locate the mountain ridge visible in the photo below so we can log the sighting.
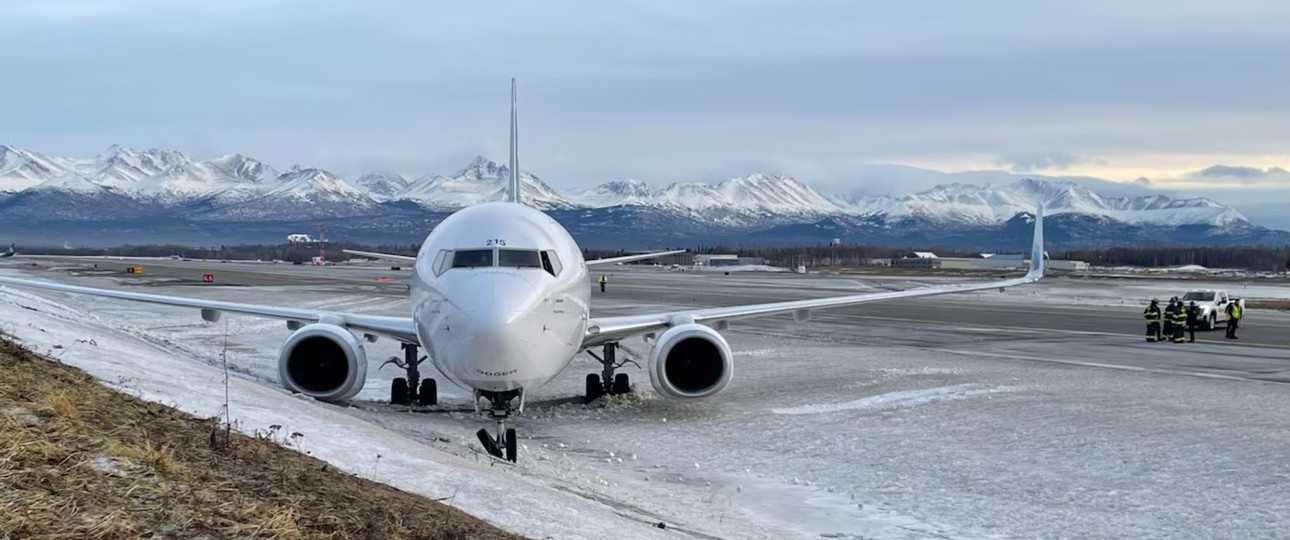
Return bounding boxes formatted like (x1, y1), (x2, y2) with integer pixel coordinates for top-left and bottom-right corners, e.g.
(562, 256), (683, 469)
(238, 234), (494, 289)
(1, 145), (1285, 249)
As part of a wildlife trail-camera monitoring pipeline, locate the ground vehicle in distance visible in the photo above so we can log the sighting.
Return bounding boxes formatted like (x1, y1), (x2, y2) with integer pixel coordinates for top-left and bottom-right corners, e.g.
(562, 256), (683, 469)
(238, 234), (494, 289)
(1181, 289), (1245, 330)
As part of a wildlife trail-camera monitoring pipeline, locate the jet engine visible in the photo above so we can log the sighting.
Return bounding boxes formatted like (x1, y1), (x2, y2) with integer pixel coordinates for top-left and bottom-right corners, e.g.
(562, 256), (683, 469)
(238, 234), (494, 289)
(648, 323), (734, 399)
(277, 323), (367, 402)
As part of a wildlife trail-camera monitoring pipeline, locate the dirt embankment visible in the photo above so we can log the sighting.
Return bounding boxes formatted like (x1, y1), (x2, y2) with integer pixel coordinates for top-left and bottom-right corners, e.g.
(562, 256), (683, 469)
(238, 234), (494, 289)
(0, 338), (521, 540)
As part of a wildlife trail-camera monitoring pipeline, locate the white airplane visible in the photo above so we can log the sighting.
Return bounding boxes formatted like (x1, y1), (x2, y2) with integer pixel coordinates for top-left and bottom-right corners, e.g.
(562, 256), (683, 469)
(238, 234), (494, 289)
(0, 79), (1045, 462)
(0, 244), (13, 258)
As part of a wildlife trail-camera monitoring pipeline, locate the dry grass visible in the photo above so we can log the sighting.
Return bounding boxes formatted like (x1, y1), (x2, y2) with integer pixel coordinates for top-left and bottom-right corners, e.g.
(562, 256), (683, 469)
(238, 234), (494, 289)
(0, 338), (521, 540)
(1246, 299), (1290, 311)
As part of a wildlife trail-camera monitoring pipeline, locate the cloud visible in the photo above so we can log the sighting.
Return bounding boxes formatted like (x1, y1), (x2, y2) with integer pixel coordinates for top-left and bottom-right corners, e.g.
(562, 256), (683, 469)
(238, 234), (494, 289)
(1151, 164), (1290, 190)
(1194, 165), (1289, 178)
(995, 151), (1091, 173)
(1133, 177), (1153, 187)
(0, 1), (1288, 190)
(0, 0), (278, 23)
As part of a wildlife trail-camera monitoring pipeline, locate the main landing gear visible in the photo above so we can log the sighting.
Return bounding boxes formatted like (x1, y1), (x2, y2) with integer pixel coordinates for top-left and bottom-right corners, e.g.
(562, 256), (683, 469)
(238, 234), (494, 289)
(584, 343), (638, 403)
(475, 389), (522, 462)
(384, 342), (437, 406)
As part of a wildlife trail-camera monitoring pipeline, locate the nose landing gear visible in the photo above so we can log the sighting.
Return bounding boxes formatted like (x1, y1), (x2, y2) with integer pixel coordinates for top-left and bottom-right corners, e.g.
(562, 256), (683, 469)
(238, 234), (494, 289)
(383, 342), (437, 406)
(475, 389), (522, 462)
(584, 343), (639, 403)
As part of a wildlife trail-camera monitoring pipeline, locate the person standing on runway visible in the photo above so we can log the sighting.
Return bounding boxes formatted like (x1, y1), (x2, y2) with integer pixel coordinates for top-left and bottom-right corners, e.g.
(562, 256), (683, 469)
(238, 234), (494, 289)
(1143, 299), (1162, 342)
(1225, 301), (1242, 339)
(1186, 301), (1200, 343)
(1171, 302), (1188, 343)
(1163, 298), (1178, 343)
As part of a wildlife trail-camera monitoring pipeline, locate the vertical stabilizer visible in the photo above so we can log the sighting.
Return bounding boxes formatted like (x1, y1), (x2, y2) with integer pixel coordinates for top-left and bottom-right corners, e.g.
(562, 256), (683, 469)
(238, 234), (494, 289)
(1026, 203), (1045, 280)
(509, 77), (521, 204)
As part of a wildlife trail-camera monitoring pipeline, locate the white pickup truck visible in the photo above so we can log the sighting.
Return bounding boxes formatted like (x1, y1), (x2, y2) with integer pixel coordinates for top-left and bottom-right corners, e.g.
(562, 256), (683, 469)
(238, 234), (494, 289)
(1180, 289), (1245, 330)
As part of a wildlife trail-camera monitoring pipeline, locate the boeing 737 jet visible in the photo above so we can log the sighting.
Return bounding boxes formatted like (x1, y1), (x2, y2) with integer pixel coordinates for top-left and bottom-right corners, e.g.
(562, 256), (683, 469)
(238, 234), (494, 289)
(0, 79), (1045, 461)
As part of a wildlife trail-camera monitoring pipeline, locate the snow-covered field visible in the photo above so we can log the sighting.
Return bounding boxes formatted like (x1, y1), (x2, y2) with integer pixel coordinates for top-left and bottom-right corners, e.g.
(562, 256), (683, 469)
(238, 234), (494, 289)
(4, 264), (1290, 539)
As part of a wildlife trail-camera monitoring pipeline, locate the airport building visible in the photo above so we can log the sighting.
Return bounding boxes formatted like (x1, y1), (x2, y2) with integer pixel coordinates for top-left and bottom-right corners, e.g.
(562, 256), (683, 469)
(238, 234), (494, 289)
(695, 254), (740, 267)
(892, 252), (1089, 272)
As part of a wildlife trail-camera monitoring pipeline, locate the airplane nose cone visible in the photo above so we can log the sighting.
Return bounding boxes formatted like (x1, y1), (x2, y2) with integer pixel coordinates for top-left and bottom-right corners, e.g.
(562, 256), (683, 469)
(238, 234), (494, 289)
(455, 274), (540, 334)
(443, 273), (545, 386)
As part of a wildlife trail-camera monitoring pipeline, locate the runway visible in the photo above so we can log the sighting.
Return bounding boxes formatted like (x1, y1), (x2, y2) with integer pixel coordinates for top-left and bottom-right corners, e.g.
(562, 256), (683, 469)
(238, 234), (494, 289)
(15, 256), (1290, 385)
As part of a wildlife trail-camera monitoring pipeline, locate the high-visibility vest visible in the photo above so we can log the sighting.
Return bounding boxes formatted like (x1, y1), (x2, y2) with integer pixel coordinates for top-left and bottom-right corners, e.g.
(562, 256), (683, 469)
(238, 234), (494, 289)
(598, 275), (607, 283)
(1232, 305), (1241, 319)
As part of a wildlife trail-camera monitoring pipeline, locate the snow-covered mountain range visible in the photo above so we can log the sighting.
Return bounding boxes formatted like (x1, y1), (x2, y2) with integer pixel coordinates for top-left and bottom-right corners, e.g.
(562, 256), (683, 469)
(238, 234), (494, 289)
(0, 145), (1282, 248)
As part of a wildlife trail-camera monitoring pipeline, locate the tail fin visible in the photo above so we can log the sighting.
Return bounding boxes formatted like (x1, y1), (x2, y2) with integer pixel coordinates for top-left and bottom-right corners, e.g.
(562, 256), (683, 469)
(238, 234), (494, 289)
(1025, 203), (1045, 280)
(508, 77), (521, 205)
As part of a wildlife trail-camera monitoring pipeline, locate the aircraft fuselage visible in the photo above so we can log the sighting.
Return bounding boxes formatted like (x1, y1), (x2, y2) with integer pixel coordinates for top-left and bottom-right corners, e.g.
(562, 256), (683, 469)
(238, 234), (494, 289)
(409, 202), (590, 393)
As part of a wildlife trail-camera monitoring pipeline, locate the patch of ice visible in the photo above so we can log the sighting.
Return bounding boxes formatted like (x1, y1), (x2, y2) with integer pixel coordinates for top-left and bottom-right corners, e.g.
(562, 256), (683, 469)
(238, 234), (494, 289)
(771, 384), (1016, 415)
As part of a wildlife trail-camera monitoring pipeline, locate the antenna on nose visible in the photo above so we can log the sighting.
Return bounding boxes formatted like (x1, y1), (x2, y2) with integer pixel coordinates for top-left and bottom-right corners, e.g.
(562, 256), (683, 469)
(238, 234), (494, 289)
(508, 77), (521, 205)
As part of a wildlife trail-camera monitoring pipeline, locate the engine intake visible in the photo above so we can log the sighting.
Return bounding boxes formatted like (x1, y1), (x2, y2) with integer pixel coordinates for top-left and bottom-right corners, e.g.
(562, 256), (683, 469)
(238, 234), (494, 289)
(648, 323), (733, 399)
(277, 323), (367, 402)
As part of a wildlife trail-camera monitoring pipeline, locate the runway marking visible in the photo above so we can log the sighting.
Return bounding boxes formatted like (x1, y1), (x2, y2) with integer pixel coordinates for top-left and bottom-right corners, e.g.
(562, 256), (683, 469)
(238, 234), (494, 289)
(920, 347), (1290, 386)
(770, 383), (1015, 415)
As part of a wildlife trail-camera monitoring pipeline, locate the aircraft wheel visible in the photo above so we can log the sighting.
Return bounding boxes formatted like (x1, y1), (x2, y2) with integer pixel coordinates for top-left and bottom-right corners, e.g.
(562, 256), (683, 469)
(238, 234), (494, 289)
(477, 429), (502, 458)
(505, 428), (518, 463)
(585, 374), (603, 403)
(391, 378), (409, 405)
(612, 373), (631, 395)
(418, 378), (437, 406)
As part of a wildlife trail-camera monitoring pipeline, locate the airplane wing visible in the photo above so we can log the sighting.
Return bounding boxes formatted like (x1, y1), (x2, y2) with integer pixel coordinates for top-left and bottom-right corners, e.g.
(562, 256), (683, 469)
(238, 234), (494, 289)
(582, 206), (1046, 348)
(586, 250), (686, 266)
(0, 276), (418, 342)
(342, 249), (417, 263)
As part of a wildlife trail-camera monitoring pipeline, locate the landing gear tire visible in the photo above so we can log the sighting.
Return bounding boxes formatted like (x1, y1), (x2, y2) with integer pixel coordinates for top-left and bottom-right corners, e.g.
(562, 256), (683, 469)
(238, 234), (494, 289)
(418, 378), (438, 406)
(475, 390), (522, 462)
(384, 343), (428, 406)
(612, 373), (630, 395)
(477, 428), (502, 458)
(585, 374), (604, 403)
(505, 428), (518, 463)
(391, 378), (409, 405)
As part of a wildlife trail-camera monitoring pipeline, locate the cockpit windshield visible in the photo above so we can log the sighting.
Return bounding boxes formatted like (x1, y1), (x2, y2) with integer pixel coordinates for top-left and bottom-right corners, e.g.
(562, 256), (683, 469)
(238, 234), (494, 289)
(498, 249), (542, 268)
(451, 249), (494, 268)
(436, 248), (560, 276)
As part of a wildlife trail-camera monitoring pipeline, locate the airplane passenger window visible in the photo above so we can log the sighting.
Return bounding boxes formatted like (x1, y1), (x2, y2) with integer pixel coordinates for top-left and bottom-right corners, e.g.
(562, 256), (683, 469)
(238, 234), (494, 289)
(451, 249), (494, 268)
(498, 249), (542, 268)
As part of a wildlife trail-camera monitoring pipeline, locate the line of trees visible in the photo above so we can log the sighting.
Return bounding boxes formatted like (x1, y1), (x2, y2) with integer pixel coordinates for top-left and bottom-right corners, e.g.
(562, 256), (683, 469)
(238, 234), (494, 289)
(1051, 246), (1290, 272)
(22, 242), (1290, 271)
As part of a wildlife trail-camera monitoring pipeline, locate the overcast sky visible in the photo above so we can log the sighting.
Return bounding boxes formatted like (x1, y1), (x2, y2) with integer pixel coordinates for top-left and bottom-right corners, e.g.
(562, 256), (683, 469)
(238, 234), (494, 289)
(1, 0), (1288, 223)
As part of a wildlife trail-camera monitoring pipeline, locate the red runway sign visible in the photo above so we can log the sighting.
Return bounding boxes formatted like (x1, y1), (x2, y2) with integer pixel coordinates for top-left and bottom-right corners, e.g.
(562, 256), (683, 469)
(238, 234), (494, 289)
(202, 274), (214, 283)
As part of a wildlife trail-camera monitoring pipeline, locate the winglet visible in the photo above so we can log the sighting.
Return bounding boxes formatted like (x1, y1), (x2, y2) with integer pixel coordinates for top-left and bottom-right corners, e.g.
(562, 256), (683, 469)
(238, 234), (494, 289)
(1026, 203), (1045, 280)
(508, 77), (521, 205)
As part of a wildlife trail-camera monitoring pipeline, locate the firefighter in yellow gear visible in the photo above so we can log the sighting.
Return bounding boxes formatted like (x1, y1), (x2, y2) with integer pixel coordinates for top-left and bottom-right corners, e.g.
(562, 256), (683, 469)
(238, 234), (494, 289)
(1162, 298), (1178, 341)
(1143, 299), (1162, 342)
(598, 273), (608, 293)
(1171, 303), (1188, 343)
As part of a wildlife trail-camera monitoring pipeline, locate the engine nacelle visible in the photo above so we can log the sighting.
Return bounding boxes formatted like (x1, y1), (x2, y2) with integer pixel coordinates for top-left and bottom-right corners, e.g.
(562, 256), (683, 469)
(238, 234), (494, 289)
(277, 323), (367, 402)
(648, 323), (734, 399)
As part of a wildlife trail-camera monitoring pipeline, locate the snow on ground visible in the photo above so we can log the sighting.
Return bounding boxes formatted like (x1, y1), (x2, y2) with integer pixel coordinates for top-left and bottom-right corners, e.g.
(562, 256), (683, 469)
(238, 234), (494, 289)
(0, 275), (671, 539)
(5, 264), (1290, 539)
